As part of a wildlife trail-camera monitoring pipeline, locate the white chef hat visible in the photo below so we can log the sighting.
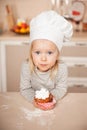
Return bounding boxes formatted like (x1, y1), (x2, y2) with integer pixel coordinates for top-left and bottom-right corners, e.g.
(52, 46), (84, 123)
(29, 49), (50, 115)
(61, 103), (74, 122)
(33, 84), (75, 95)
(30, 10), (73, 52)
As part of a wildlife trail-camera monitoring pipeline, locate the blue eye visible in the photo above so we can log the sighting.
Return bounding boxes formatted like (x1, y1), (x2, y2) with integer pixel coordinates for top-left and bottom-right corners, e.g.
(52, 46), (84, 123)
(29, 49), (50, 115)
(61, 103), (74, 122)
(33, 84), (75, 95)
(48, 51), (53, 55)
(35, 51), (40, 54)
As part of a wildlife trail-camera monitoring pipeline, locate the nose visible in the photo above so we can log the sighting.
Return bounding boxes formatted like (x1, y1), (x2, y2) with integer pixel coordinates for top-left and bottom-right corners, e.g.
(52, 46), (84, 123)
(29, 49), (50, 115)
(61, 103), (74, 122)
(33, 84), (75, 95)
(41, 53), (47, 61)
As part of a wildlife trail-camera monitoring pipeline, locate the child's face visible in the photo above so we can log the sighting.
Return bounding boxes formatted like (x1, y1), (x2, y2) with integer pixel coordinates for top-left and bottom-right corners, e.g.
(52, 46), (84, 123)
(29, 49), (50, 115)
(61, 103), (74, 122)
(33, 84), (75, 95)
(31, 39), (59, 72)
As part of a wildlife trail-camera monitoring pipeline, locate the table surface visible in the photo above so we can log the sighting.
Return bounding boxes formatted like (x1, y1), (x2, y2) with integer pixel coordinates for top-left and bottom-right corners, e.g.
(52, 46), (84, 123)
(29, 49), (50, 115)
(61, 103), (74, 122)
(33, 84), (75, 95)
(0, 31), (87, 41)
(0, 92), (87, 130)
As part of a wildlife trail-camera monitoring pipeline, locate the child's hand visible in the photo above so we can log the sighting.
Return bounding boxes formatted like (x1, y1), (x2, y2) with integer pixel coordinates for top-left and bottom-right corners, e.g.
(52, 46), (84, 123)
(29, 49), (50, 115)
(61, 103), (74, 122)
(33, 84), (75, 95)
(33, 98), (56, 111)
(37, 98), (56, 110)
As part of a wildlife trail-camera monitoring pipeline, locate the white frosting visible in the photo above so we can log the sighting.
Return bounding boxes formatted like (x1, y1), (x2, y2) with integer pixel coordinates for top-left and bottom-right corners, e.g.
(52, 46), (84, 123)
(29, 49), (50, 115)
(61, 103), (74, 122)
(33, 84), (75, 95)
(35, 88), (49, 99)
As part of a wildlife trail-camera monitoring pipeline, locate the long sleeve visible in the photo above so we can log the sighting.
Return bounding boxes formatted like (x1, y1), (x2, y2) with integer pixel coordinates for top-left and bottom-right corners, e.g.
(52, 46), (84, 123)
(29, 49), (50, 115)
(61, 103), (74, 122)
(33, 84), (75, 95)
(20, 62), (35, 102)
(50, 62), (68, 101)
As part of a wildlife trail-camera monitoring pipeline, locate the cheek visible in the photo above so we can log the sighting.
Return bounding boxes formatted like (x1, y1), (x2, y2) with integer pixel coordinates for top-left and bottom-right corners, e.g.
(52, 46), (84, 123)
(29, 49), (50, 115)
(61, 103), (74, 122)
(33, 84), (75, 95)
(50, 59), (57, 64)
(48, 58), (56, 65)
(49, 55), (58, 61)
(32, 57), (37, 63)
(32, 55), (39, 65)
(48, 55), (58, 65)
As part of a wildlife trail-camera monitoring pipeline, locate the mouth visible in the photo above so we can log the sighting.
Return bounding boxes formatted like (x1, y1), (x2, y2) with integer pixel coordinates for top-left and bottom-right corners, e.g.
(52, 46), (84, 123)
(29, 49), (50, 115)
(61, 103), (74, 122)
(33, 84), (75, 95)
(40, 64), (47, 66)
(38, 64), (49, 72)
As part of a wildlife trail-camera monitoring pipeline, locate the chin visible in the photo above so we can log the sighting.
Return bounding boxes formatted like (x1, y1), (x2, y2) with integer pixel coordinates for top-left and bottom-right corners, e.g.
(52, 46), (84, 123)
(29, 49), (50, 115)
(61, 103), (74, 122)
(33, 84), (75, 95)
(38, 67), (50, 72)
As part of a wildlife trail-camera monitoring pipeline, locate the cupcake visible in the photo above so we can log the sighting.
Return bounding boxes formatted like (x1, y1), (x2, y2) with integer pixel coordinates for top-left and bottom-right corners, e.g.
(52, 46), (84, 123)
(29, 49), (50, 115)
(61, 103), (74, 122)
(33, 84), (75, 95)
(34, 88), (53, 103)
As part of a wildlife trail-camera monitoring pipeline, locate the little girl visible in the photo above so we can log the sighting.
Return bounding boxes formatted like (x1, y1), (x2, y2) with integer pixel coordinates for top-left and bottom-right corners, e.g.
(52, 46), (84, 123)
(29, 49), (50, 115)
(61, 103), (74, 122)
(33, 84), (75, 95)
(20, 10), (73, 110)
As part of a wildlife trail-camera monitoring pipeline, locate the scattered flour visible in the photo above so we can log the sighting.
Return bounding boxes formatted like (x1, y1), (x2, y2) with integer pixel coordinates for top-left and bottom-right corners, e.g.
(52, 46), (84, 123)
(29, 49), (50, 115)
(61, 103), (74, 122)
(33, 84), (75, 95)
(16, 122), (23, 130)
(20, 107), (55, 126)
(0, 104), (9, 110)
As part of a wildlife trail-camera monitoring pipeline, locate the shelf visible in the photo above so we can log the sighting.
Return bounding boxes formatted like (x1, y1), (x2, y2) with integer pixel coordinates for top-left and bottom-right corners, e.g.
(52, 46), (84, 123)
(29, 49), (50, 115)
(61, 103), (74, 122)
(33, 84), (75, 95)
(64, 41), (87, 46)
(61, 57), (87, 67)
(68, 77), (87, 87)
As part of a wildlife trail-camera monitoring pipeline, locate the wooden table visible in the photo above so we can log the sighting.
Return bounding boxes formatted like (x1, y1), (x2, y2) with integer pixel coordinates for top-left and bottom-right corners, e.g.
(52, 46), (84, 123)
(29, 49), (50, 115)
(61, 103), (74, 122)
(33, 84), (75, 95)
(0, 92), (87, 130)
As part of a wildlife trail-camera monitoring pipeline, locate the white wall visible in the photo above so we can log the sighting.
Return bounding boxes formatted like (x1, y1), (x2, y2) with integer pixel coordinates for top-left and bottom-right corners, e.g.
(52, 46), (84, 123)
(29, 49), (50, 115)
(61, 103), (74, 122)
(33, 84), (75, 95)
(0, 0), (52, 30)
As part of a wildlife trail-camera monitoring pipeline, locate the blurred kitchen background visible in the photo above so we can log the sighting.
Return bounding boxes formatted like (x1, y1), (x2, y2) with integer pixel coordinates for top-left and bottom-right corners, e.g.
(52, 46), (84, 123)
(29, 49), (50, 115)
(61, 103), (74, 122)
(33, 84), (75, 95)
(0, 0), (87, 93)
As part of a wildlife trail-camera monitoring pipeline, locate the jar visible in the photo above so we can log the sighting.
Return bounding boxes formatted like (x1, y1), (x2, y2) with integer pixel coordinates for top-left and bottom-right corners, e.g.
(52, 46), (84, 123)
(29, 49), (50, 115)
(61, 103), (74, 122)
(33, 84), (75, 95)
(82, 19), (87, 31)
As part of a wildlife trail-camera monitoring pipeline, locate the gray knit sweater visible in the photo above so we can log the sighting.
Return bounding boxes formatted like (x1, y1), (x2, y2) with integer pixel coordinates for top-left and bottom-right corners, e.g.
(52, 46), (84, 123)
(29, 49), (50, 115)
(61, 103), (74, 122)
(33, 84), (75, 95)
(20, 60), (68, 102)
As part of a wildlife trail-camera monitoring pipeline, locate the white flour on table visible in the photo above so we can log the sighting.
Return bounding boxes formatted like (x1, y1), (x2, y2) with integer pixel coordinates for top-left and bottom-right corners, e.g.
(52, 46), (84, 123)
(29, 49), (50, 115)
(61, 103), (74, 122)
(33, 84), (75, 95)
(0, 104), (9, 110)
(20, 107), (55, 126)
